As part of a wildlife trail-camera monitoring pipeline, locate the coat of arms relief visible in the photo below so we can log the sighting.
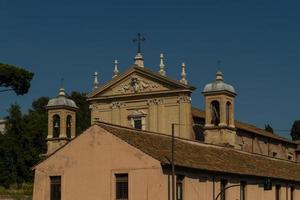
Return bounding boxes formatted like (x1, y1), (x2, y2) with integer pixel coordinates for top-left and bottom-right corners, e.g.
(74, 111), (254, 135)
(115, 76), (164, 94)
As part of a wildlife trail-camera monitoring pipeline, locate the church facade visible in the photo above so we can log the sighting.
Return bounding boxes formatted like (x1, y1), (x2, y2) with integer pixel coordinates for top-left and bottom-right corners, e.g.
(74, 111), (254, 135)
(33, 52), (300, 200)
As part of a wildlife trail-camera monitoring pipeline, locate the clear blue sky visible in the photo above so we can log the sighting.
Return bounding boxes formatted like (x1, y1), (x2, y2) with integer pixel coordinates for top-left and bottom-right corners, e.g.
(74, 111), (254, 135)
(1, 0), (300, 138)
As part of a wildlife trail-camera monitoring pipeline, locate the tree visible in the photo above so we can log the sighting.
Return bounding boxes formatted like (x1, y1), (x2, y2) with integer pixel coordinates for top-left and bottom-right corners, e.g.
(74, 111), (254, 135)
(1, 104), (27, 187)
(291, 120), (300, 141)
(69, 91), (91, 135)
(0, 63), (34, 95)
(264, 124), (274, 133)
(23, 97), (49, 161)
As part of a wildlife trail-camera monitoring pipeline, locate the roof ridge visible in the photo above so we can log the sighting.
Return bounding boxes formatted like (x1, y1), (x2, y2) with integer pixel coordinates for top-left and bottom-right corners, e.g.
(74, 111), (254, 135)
(95, 121), (299, 164)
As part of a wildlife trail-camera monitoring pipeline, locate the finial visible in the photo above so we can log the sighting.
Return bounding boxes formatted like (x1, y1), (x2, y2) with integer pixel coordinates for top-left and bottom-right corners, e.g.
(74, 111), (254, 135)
(216, 71), (223, 81)
(180, 62), (188, 85)
(134, 53), (144, 67)
(113, 60), (119, 78)
(159, 53), (166, 76)
(58, 78), (66, 96)
(93, 72), (99, 90)
(58, 88), (66, 97)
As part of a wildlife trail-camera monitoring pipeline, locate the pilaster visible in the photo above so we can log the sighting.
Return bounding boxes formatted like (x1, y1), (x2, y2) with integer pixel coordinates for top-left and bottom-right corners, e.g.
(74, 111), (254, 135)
(178, 95), (192, 139)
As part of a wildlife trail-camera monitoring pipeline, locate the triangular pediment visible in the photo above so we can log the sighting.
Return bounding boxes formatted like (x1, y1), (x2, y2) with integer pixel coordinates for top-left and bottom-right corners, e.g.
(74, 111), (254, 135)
(87, 66), (195, 99)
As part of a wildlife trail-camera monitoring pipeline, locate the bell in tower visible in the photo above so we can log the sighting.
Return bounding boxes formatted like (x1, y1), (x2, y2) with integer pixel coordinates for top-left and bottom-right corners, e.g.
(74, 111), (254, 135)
(202, 71), (237, 147)
(45, 87), (78, 155)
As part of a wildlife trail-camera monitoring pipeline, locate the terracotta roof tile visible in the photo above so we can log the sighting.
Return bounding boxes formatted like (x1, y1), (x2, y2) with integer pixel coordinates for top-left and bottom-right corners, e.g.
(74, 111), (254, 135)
(191, 107), (297, 145)
(96, 122), (300, 182)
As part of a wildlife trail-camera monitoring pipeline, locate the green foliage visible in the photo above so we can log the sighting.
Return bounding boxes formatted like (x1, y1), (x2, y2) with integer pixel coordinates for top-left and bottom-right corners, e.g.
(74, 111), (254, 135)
(0, 92), (90, 189)
(0, 98), (48, 188)
(291, 120), (300, 141)
(0, 63), (34, 95)
(264, 124), (274, 133)
(69, 91), (91, 135)
(0, 105), (25, 188)
(0, 183), (32, 199)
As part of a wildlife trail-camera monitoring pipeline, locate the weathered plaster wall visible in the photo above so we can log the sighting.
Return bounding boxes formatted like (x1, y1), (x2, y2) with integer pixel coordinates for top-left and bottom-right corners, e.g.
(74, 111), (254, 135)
(33, 125), (168, 200)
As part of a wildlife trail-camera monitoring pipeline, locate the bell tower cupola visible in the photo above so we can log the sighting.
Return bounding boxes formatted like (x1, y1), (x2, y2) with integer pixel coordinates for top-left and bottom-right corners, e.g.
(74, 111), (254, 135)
(202, 71), (237, 147)
(46, 87), (78, 155)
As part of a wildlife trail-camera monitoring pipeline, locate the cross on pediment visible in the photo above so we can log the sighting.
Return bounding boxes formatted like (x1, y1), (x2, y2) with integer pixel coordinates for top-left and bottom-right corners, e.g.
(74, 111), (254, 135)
(133, 33), (145, 54)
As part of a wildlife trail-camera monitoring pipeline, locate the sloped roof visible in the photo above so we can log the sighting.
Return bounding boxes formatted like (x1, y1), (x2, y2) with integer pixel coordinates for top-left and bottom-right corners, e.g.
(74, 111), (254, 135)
(87, 65), (195, 99)
(96, 121), (300, 182)
(191, 107), (297, 145)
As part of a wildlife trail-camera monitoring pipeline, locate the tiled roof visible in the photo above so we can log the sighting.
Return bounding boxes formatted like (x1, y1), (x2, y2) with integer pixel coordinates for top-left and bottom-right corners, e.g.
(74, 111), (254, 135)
(191, 107), (297, 145)
(96, 121), (300, 182)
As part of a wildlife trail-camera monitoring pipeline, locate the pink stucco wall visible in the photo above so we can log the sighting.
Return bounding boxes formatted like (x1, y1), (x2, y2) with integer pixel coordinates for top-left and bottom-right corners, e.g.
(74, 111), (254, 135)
(33, 125), (300, 200)
(33, 125), (168, 200)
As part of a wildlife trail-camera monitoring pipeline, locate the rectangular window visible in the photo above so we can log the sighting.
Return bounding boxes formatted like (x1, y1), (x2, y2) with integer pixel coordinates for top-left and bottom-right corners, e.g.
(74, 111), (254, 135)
(50, 176), (61, 200)
(116, 174), (128, 200)
(240, 181), (246, 200)
(220, 179), (227, 200)
(275, 185), (281, 200)
(291, 186), (295, 200)
(176, 175), (184, 200)
(133, 118), (142, 129)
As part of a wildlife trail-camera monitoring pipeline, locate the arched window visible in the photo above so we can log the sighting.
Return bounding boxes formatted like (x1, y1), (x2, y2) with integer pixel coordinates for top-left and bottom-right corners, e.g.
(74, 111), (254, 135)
(66, 115), (72, 138)
(211, 101), (220, 126)
(53, 115), (60, 138)
(226, 102), (231, 126)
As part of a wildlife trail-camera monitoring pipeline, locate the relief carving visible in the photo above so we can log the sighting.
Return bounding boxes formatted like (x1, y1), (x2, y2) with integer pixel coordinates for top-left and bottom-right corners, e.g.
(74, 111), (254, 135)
(111, 101), (126, 109)
(147, 98), (164, 105)
(116, 76), (161, 94)
(177, 95), (192, 103)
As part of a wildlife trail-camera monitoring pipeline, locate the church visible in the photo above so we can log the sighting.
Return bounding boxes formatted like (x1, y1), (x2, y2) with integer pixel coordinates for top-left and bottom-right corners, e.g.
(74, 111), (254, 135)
(32, 48), (300, 200)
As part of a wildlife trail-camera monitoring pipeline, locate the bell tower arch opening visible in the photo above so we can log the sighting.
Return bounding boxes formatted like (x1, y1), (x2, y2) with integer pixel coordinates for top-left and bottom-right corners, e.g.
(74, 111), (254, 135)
(211, 100), (220, 126)
(66, 115), (72, 138)
(226, 101), (231, 126)
(52, 114), (60, 138)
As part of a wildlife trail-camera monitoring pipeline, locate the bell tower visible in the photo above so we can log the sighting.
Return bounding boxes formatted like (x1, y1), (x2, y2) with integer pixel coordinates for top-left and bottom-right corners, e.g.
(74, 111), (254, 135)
(46, 88), (78, 155)
(202, 71), (237, 147)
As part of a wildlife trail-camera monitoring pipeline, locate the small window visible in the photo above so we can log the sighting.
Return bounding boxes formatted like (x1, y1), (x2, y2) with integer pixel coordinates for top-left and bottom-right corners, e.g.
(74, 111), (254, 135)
(240, 181), (246, 200)
(276, 185), (281, 200)
(133, 117), (142, 130)
(291, 186), (295, 200)
(220, 179), (228, 200)
(263, 178), (272, 190)
(50, 176), (61, 200)
(116, 174), (128, 200)
(176, 175), (184, 200)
